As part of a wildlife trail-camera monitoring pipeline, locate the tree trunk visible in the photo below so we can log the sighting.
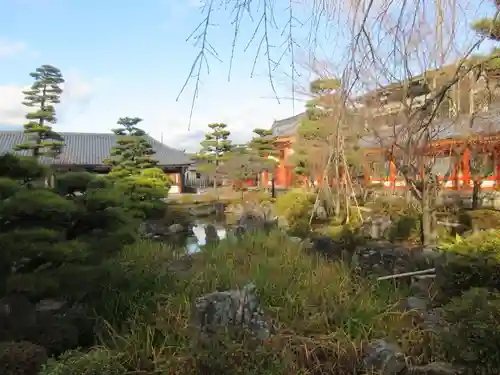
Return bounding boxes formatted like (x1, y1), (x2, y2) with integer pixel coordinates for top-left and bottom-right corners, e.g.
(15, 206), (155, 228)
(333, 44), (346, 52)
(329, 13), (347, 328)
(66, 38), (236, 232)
(472, 180), (480, 210)
(421, 184), (435, 246)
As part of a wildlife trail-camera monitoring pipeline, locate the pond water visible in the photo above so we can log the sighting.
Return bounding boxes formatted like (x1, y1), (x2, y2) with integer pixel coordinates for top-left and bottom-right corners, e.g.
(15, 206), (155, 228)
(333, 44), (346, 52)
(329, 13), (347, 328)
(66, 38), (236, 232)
(185, 221), (227, 253)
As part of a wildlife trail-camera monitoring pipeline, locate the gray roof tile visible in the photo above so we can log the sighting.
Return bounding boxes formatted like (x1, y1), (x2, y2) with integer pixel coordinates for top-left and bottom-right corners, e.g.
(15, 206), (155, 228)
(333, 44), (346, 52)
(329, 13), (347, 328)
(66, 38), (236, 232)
(0, 131), (192, 166)
(271, 113), (306, 137)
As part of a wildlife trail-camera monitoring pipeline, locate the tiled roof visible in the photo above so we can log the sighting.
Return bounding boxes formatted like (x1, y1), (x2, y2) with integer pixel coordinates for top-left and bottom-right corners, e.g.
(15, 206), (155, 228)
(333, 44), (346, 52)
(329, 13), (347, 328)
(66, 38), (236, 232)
(271, 113), (306, 137)
(359, 107), (500, 148)
(0, 131), (192, 167)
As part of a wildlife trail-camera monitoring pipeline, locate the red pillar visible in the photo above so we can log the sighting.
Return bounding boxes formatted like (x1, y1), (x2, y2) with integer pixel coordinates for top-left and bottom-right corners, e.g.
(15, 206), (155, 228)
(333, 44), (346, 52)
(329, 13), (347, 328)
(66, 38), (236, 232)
(462, 148), (471, 190)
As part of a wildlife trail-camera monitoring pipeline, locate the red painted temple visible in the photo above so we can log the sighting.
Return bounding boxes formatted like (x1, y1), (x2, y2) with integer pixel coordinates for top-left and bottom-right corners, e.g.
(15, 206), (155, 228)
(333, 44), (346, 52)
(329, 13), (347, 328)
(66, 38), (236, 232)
(265, 66), (500, 193)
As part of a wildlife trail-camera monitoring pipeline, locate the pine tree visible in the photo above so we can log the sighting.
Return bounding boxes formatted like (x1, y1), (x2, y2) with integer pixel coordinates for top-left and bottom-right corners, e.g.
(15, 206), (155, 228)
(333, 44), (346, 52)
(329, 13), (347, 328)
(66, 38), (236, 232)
(472, 1), (500, 41)
(196, 123), (232, 191)
(105, 117), (158, 179)
(15, 65), (65, 158)
(105, 117), (170, 218)
(249, 128), (277, 188)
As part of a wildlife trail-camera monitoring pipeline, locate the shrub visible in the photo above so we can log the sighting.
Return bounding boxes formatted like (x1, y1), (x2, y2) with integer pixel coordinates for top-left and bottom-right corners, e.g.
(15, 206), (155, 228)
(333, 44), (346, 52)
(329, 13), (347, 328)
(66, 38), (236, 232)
(468, 209), (500, 230)
(0, 341), (48, 375)
(434, 288), (500, 373)
(39, 348), (126, 375)
(388, 214), (420, 243)
(436, 230), (500, 298)
(274, 189), (315, 235)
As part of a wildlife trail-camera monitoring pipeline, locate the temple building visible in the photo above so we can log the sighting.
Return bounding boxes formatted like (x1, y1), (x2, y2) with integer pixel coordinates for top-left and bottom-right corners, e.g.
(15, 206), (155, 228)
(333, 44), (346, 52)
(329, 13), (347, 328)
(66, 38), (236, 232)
(267, 64), (500, 194)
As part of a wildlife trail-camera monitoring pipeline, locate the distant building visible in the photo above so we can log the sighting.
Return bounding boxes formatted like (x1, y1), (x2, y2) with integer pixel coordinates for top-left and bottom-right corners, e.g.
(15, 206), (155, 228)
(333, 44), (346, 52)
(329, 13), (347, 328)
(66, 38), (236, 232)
(0, 131), (192, 193)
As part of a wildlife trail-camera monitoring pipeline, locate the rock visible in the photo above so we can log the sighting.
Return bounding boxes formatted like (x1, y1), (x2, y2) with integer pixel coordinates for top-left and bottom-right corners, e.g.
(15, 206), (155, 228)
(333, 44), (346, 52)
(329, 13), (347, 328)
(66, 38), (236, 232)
(237, 212), (276, 234)
(204, 224), (219, 246)
(168, 223), (184, 233)
(352, 243), (435, 278)
(309, 236), (348, 262)
(368, 216), (392, 239)
(0, 294), (37, 341)
(193, 282), (270, 341)
(363, 339), (407, 375)
(35, 299), (66, 312)
(315, 205), (328, 220)
(409, 362), (463, 374)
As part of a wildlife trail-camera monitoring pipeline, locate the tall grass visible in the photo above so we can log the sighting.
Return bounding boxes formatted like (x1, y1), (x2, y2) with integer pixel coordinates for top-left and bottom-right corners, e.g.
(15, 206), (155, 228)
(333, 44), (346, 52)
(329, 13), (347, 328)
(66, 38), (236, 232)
(45, 232), (428, 374)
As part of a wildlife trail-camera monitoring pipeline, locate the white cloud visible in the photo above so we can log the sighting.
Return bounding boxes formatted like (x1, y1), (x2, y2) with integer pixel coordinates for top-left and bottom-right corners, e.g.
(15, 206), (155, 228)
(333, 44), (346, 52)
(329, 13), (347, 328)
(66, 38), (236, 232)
(0, 71), (99, 126)
(0, 38), (26, 58)
(0, 68), (304, 152)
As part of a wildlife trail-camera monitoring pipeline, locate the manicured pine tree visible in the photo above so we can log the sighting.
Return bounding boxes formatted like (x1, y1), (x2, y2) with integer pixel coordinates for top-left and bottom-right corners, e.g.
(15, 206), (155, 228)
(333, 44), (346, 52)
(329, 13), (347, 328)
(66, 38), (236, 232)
(196, 123), (232, 192)
(15, 65), (65, 158)
(105, 117), (158, 179)
(249, 128), (277, 189)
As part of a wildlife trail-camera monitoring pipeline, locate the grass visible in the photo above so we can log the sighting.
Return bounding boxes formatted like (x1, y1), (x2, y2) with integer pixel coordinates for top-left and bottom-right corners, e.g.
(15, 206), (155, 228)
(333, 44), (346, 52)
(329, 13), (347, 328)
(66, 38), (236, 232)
(45, 231), (437, 375)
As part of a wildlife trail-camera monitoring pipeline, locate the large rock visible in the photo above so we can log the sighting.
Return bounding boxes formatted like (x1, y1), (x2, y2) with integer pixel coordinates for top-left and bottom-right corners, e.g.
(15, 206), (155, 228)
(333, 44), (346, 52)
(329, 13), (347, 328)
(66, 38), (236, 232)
(308, 236), (349, 262)
(193, 282), (270, 340)
(352, 243), (436, 278)
(363, 339), (407, 374)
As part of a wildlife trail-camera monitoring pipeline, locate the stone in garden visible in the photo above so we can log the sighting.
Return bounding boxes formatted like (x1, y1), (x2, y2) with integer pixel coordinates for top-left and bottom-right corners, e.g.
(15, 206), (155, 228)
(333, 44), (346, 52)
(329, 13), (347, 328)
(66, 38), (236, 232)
(204, 224), (219, 245)
(315, 205), (328, 220)
(309, 236), (347, 262)
(363, 339), (407, 375)
(408, 361), (464, 375)
(168, 223), (184, 233)
(193, 282), (270, 340)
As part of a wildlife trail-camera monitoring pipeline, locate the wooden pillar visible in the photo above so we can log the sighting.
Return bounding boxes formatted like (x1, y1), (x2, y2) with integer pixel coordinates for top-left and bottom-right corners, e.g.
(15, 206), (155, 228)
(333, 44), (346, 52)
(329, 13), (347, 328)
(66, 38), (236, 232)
(389, 160), (397, 187)
(262, 170), (269, 188)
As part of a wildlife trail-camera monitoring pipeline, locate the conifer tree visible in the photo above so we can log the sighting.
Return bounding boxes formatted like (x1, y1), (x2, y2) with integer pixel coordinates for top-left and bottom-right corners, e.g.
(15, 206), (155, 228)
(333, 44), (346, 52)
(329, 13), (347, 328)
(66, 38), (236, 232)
(196, 123), (232, 191)
(249, 128), (277, 188)
(15, 65), (65, 158)
(105, 117), (158, 179)
(472, 1), (500, 41)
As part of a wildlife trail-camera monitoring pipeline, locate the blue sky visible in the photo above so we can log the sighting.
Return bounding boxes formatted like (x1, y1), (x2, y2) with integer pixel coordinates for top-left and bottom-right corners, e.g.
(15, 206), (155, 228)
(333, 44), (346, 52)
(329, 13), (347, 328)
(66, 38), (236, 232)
(0, 0), (495, 151)
(0, 0), (311, 151)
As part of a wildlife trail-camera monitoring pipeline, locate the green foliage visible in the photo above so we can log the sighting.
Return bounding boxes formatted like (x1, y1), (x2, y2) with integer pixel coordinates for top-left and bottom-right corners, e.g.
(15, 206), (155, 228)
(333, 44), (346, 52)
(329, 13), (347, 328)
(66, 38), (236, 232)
(435, 288), (500, 373)
(105, 117), (158, 178)
(14, 65), (65, 158)
(195, 123), (232, 179)
(0, 153), (47, 182)
(274, 189), (315, 235)
(104, 117), (169, 218)
(0, 154), (139, 300)
(388, 214), (420, 243)
(436, 230), (500, 298)
(0, 341), (48, 375)
(248, 128), (278, 179)
(472, 17), (500, 41)
(39, 348), (126, 375)
(219, 145), (258, 189)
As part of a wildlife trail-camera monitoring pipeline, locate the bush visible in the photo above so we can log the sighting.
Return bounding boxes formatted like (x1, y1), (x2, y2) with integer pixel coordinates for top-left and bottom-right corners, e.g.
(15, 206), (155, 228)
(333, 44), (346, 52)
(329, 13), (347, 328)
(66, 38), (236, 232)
(388, 214), (420, 243)
(436, 230), (500, 298)
(274, 189), (315, 236)
(468, 209), (500, 230)
(0, 341), (48, 375)
(39, 348), (126, 375)
(434, 288), (500, 373)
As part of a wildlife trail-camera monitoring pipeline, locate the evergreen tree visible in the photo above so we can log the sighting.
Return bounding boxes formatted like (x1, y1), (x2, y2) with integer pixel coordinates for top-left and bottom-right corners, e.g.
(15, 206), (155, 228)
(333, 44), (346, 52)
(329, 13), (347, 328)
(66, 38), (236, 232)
(105, 117), (170, 218)
(196, 123), (232, 191)
(15, 65), (65, 158)
(249, 128), (278, 188)
(105, 117), (158, 179)
(472, 1), (500, 41)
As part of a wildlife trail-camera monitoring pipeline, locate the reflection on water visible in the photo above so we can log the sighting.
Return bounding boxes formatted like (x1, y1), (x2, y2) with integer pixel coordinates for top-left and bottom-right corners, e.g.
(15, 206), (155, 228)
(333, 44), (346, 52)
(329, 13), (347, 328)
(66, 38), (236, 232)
(186, 222), (227, 253)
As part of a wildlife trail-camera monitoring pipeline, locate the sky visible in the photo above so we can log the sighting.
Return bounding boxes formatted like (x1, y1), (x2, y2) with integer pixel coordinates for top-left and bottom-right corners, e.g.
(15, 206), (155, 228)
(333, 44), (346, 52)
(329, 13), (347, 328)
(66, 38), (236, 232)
(0, 0), (313, 152)
(0, 0), (495, 152)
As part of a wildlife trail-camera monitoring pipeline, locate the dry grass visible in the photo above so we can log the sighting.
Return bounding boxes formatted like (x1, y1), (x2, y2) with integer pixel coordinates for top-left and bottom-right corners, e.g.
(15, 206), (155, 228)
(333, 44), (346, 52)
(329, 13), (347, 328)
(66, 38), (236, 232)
(72, 231), (434, 375)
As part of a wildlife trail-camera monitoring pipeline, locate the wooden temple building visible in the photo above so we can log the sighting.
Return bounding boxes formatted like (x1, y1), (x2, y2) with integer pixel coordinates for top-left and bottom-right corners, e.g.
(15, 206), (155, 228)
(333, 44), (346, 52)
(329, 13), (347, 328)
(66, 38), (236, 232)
(266, 65), (500, 193)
